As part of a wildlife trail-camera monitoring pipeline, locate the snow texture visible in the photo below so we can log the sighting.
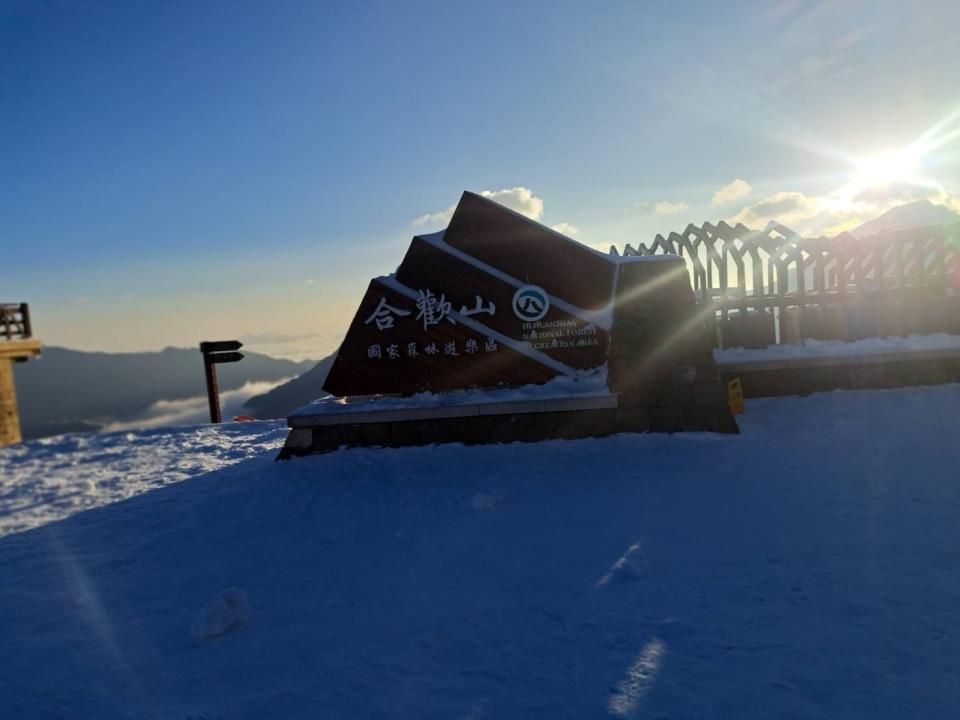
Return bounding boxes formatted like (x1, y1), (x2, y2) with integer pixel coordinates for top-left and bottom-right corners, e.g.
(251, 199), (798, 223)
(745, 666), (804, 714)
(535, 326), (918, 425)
(715, 332), (960, 364)
(1, 384), (960, 718)
(0, 421), (288, 537)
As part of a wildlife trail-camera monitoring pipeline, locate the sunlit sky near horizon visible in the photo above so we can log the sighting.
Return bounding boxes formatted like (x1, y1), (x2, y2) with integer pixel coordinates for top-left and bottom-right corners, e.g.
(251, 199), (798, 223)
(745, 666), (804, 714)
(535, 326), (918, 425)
(3, 0), (960, 360)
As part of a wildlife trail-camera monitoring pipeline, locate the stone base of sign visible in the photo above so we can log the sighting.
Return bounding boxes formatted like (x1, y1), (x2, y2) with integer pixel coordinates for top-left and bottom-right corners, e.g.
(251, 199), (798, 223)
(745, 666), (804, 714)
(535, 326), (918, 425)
(717, 346), (960, 398)
(277, 387), (737, 460)
(606, 256), (739, 435)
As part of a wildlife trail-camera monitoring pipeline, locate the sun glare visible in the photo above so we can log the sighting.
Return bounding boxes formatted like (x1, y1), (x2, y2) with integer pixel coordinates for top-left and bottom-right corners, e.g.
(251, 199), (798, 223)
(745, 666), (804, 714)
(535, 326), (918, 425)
(852, 148), (921, 186)
(835, 143), (938, 209)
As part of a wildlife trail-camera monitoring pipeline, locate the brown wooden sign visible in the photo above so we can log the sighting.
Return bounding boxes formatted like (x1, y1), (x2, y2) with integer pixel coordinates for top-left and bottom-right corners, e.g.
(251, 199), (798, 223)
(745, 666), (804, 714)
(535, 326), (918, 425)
(324, 191), (621, 397)
(200, 340), (244, 423)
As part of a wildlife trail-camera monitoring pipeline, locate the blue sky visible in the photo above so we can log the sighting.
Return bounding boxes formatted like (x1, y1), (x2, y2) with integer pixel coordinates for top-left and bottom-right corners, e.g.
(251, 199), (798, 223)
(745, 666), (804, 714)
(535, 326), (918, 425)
(2, 0), (959, 359)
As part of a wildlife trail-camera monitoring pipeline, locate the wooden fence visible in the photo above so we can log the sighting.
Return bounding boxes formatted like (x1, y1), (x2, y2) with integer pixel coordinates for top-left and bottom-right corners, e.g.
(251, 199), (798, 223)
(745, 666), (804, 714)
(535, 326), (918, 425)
(611, 222), (960, 348)
(0, 303), (32, 341)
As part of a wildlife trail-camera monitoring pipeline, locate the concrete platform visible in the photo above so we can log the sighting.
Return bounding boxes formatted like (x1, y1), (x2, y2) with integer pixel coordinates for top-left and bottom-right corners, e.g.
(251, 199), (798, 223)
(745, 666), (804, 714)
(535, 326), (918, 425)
(288, 393), (618, 428)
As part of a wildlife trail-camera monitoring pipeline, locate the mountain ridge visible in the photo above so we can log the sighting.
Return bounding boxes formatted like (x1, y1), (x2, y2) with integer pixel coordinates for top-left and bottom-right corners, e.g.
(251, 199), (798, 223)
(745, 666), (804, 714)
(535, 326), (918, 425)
(13, 346), (313, 438)
(851, 199), (960, 237)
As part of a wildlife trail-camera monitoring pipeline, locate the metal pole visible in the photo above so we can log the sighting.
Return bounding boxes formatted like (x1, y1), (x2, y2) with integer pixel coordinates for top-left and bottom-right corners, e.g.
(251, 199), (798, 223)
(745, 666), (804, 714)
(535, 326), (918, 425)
(203, 353), (221, 423)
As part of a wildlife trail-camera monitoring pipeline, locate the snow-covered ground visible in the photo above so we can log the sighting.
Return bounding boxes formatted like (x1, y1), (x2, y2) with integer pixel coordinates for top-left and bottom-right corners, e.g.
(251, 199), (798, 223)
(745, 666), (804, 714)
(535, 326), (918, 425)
(2, 385), (959, 718)
(0, 422), (288, 537)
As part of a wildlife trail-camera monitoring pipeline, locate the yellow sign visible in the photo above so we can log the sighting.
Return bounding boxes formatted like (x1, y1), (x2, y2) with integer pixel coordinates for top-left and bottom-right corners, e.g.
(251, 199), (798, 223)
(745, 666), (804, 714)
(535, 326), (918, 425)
(727, 378), (745, 415)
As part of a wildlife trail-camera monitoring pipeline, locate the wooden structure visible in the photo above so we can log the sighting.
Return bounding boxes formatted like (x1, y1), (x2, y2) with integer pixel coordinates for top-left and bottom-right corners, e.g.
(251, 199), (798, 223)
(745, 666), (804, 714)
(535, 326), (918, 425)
(0, 303), (42, 446)
(612, 221), (960, 348)
(199, 341), (244, 423)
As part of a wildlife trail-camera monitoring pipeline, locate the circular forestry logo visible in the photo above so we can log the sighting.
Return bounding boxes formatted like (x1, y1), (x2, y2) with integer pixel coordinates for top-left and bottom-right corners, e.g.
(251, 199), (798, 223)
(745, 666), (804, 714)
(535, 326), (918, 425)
(512, 285), (550, 322)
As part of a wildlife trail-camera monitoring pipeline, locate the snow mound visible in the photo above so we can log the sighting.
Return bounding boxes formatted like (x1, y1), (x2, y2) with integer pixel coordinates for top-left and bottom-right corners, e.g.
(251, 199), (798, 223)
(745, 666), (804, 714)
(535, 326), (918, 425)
(191, 587), (251, 642)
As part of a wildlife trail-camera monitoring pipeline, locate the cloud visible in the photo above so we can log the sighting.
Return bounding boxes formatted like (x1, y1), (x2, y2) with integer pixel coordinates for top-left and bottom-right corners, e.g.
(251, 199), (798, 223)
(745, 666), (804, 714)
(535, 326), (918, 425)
(413, 187), (544, 228)
(412, 207), (456, 228)
(711, 179), (752, 206)
(733, 191), (812, 221)
(238, 331), (332, 361)
(654, 201), (688, 215)
(727, 180), (960, 237)
(852, 180), (941, 205)
(729, 191), (851, 235)
(550, 222), (579, 237)
(103, 379), (288, 431)
(303, 277), (316, 286)
(479, 187), (543, 220)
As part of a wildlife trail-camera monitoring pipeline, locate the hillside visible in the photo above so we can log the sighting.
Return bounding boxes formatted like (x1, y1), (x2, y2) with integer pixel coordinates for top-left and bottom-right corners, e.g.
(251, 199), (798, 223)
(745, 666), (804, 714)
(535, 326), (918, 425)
(243, 353), (336, 419)
(1, 383), (958, 718)
(852, 199), (960, 236)
(12, 346), (313, 438)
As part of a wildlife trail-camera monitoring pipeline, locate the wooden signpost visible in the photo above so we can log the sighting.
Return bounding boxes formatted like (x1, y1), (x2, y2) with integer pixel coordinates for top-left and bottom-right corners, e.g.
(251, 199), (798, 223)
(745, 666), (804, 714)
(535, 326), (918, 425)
(0, 303), (41, 447)
(200, 340), (244, 423)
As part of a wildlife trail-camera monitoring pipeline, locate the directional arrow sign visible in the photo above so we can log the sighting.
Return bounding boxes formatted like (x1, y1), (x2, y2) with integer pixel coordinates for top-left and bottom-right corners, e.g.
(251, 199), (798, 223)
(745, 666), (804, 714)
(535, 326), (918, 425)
(200, 340), (243, 353)
(208, 351), (244, 364)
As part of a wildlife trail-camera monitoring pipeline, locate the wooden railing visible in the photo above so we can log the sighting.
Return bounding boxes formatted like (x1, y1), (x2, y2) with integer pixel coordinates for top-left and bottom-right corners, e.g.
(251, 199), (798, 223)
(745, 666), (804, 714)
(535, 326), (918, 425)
(611, 222), (960, 347)
(0, 303), (32, 341)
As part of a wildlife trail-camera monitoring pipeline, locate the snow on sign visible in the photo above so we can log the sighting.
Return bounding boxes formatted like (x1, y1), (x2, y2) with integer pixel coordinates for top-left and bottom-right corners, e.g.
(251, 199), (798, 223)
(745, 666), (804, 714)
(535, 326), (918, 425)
(322, 191), (616, 397)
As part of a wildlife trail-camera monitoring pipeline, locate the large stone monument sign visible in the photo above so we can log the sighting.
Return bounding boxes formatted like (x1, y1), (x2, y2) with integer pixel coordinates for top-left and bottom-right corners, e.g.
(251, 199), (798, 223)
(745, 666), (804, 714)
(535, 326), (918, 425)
(324, 191), (613, 396)
(281, 191), (736, 458)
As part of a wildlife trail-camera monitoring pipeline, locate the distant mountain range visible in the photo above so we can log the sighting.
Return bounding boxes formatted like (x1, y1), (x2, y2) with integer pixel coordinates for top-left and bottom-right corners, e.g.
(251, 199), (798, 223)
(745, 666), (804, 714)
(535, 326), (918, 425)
(13, 203), (959, 440)
(14, 347), (313, 439)
(852, 199), (960, 237)
(242, 353), (335, 419)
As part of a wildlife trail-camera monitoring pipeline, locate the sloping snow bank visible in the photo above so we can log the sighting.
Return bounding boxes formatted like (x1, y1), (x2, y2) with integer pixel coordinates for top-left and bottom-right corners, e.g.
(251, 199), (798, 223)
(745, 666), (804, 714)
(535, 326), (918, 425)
(0, 421), (287, 537)
(1, 385), (959, 718)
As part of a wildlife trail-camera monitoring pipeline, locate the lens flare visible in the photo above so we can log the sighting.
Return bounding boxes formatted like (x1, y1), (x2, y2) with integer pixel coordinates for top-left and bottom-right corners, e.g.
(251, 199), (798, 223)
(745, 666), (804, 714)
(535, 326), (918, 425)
(851, 148), (921, 186)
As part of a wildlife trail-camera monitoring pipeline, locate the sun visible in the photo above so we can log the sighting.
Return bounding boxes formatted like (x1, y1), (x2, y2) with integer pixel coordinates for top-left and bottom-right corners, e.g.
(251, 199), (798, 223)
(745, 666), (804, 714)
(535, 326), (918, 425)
(851, 148), (921, 187)
(835, 145), (935, 208)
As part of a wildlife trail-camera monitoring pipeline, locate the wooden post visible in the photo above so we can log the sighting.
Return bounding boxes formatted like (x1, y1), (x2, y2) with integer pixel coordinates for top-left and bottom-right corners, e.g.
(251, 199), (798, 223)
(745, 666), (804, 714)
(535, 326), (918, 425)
(199, 341), (244, 424)
(203, 354), (221, 423)
(20, 302), (32, 339)
(0, 339), (42, 447)
(0, 358), (21, 446)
